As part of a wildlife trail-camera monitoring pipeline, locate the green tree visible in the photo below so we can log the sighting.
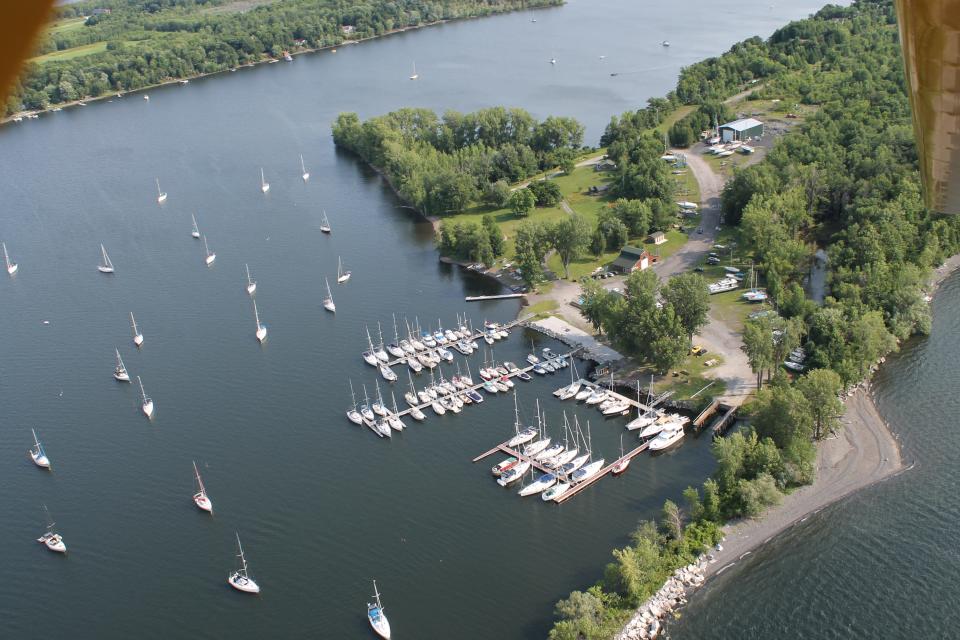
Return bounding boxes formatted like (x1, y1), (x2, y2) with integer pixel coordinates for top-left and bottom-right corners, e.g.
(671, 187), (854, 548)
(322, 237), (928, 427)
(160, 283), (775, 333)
(796, 368), (844, 440)
(662, 273), (710, 342)
(551, 213), (592, 279)
(508, 188), (535, 218)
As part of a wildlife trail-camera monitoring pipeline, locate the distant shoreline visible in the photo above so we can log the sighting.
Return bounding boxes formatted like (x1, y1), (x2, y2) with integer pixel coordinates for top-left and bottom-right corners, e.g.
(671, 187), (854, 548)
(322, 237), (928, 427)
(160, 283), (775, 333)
(2, 12), (523, 125)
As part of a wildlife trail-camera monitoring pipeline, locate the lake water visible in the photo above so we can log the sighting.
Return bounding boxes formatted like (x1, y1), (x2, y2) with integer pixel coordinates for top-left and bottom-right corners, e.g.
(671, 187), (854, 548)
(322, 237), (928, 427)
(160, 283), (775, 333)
(0, 1), (846, 636)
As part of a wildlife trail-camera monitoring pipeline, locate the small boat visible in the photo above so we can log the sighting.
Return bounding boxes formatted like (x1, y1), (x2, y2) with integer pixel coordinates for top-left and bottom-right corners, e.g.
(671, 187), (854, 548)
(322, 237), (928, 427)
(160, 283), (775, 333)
(379, 364), (397, 382)
(138, 375), (154, 418)
(3, 241), (18, 275)
(130, 312), (144, 347)
(260, 168), (270, 193)
(347, 381), (364, 425)
(29, 429), (51, 469)
(238, 264), (256, 297)
(312, 274), (333, 312)
(227, 533), (260, 594)
(409, 61), (419, 80)
(320, 209), (331, 234)
(492, 457), (518, 476)
(519, 471), (557, 496)
(203, 235), (216, 266)
(367, 580), (392, 639)
(542, 482), (570, 501)
(113, 348), (130, 382)
(156, 178), (167, 203)
(648, 423), (685, 451)
(37, 506), (66, 553)
(337, 256), (351, 283)
(252, 299), (268, 343)
(192, 461), (213, 513)
(97, 243), (115, 274)
(611, 435), (630, 475)
(300, 154), (310, 181)
(191, 213), (201, 239)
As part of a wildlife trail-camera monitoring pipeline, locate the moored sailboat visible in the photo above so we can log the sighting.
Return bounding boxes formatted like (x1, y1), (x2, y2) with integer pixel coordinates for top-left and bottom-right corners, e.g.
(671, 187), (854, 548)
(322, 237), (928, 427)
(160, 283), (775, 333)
(192, 461), (214, 513)
(227, 533), (260, 594)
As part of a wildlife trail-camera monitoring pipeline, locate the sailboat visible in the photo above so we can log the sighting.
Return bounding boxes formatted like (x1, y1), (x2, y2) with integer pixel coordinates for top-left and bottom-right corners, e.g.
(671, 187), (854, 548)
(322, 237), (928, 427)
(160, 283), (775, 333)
(260, 168), (270, 193)
(192, 461), (214, 513)
(367, 580), (392, 639)
(253, 299), (268, 343)
(245, 264), (257, 295)
(300, 154), (310, 181)
(227, 533), (261, 594)
(203, 235), (216, 266)
(97, 243), (115, 273)
(138, 375), (154, 418)
(409, 61), (419, 80)
(3, 241), (18, 275)
(130, 312), (144, 347)
(323, 277), (336, 312)
(113, 348), (130, 382)
(346, 380), (364, 425)
(611, 434), (630, 475)
(319, 210), (332, 234)
(191, 213), (200, 239)
(37, 505), (66, 553)
(29, 429), (51, 469)
(337, 256), (351, 283)
(156, 178), (167, 203)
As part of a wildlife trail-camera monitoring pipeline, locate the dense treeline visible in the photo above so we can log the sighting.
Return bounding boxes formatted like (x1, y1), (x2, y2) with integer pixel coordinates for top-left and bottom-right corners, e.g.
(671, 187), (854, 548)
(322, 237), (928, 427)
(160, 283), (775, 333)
(8, 0), (561, 115)
(552, 1), (960, 636)
(332, 107), (584, 216)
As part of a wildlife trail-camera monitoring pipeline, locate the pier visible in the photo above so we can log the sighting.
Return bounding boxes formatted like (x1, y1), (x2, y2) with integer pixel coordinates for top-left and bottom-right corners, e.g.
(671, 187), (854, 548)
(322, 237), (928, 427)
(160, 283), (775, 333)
(472, 435), (652, 504)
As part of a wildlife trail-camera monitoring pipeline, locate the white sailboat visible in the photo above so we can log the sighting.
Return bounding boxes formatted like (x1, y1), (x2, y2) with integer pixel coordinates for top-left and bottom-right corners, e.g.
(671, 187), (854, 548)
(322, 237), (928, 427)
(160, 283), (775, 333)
(137, 375), (154, 418)
(245, 264), (257, 295)
(191, 213), (200, 239)
(29, 429), (51, 469)
(97, 243), (115, 274)
(253, 299), (268, 343)
(156, 178), (167, 203)
(228, 533), (261, 594)
(337, 256), (351, 283)
(203, 235), (216, 266)
(323, 277), (336, 312)
(300, 154), (310, 181)
(130, 312), (144, 347)
(346, 380), (364, 425)
(409, 61), (419, 80)
(320, 210), (332, 234)
(3, 241), (18, 275)
(113, 348), (130, 382)
(367, 580), (392, 639)
(37, 505), (66, 553)
(192, 461), (213, 513)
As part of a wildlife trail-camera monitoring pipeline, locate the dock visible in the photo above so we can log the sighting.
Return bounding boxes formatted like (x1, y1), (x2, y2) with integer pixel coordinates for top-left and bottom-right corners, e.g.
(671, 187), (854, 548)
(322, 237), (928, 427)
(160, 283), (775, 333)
(472, 433), (651, 504)
(465, 293), (525, 301)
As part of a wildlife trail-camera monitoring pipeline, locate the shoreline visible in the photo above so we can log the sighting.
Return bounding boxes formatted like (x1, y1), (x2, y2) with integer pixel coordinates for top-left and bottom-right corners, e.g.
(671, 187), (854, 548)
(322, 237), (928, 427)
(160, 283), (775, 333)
(3, 10), (542, 125)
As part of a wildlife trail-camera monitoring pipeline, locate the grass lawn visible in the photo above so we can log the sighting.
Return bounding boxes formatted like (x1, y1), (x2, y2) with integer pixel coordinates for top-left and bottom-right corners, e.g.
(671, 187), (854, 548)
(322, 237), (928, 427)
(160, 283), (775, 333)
(48, 17), (87, 35)
(32, 41), (108, 64)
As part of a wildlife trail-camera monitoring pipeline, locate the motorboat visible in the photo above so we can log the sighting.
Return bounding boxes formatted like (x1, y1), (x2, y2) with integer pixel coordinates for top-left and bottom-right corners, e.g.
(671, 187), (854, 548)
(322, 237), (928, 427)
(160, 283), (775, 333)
(648, 423), (685, 451)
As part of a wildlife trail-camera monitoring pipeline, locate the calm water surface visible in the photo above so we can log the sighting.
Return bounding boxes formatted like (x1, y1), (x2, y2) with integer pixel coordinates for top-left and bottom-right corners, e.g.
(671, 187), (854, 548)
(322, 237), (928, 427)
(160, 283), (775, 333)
(0, 1), (842, 636)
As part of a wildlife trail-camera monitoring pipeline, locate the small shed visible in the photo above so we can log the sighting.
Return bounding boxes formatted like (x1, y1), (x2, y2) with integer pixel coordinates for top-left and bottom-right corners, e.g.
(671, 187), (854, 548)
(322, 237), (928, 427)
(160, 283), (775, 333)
(648, 231), (667, 245)
(611, 246), (652, 273)
(718, 118), (764, 142)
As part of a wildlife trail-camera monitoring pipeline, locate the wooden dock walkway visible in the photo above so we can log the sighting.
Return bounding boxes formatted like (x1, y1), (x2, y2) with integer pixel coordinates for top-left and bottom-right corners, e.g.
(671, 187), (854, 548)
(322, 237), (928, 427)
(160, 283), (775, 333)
(473, 433), (651, 504)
